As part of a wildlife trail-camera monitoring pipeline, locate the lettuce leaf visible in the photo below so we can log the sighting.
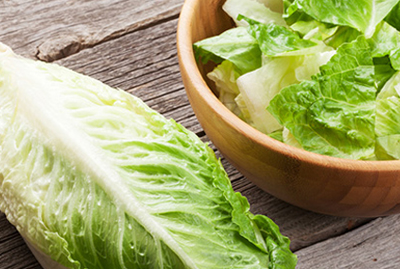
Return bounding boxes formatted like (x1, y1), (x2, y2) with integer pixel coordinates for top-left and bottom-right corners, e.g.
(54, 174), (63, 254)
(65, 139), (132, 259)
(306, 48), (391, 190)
(289, 20), (339, 41)
(324, 27), (361, 48)
(369, 22), (400, 57)
(236, 50), (334, 134)
(283, 1), (363, 48)
(378, 71), (400, 99)
(239, 16), (317, 56)
(367, 22), (400, 71)
(375, 96), (400, 159)
(237, 57), (298, 134)
(385, 2), (400, 31)
(0, 44), (296, 268)
(206, 60), (248, 120)
(282, 128), (303, 149)
(193, 27), (262, 74)
(255, 0), (284, 13)
(268, 37), (377, 159)
(285, 0), (400, 37)
(375, 71), (400, 159)
(223, 0), (286, 27)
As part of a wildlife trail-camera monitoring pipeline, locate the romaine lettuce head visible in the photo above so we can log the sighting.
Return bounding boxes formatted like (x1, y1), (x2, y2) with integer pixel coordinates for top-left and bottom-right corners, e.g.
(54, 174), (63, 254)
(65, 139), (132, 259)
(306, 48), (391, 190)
(0, 44), (296, 269)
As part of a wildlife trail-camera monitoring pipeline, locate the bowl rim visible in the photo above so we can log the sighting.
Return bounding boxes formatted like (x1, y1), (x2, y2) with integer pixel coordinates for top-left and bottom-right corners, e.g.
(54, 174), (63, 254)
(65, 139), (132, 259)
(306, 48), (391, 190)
(176, 0), (400, 172)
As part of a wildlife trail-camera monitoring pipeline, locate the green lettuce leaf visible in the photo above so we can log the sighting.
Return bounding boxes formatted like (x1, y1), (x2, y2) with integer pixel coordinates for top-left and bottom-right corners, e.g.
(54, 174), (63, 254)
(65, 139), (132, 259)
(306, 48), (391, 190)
(282, 128), (303, 149)
(385, 2), (400, 31)
(268, 130), (284, 142)
(283, 1), (363, 47)
(236, 57), (298, 134)
(368, 22), (400, 57)
(324, 26), (361, 48)
(268, 37), (377, 159)
(375, 96), (400, 159)
(239, 16), (317, 57)
(375, 67), (400, 159)
(289, 20), (339, 41)
(255, 0), (284, 13)
(374, 63), (396, 92)
(378, 71), (400, 99)
(223, 0), (286, 27)
(236, 49), (334, 134)
(206, 60), (248, 120)
(0, 44), (296, 268)
(193, 27), (262, 74)
(367, 22), (400, 71)
(285, 0), (400, 37)
(283, 0), (313, 25)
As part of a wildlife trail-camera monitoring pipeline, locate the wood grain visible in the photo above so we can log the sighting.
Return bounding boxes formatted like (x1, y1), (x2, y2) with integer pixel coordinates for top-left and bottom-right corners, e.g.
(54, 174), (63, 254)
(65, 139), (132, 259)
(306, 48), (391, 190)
(0, 0), (183, 60)
(0, 213), (39, 269)
(296, 215), (400, 268)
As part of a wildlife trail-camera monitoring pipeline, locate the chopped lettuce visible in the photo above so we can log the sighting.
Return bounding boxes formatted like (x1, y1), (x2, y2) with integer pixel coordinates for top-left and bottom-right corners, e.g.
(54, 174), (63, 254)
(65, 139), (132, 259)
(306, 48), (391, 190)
(268, 37), (377, 159)
(385, 2), (400, 31)
(376, 96), (400, 159)
(369, 22), (400, 57)
(0, 44), (297, 268)
(237, 57), (297, 133)
(378, 71), (400, 99)
(236, 50), (334, 134)
(375, 57), (400, 159)
(207, 60), (248, 120)
(193, 0), (400, 160)
(289, 20), (339, 41)
(282, 128), (303, 149)
(268, 129), (284, 142)
(285, 0), (400, 37)
(324, 26), (361, 48)
(239, 15), (317, 56)
(223, 0), (286, 27)
(193, 27), (261, 74)
(368, 22), (400, 71)
(255, 0), (284, 13)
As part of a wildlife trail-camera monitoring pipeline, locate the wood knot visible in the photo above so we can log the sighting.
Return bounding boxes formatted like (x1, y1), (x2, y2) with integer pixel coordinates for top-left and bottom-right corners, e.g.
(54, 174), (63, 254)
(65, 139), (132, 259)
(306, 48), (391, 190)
(36, 34), (83, 62)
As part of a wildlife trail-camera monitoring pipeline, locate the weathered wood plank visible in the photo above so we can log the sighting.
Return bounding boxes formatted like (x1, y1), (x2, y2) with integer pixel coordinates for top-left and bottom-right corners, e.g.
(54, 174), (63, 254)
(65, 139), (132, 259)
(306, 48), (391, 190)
(0, 213), (40, 269)
(295, 215), (400, 268)
(0, 0), (183, 60)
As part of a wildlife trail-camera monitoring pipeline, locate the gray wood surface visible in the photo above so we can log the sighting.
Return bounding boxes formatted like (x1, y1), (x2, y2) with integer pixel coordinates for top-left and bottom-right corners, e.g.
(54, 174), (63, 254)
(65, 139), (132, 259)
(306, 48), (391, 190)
(0, 0), (182, 60)
(296, 215), (400, 268)
(0, 1), (397, 268)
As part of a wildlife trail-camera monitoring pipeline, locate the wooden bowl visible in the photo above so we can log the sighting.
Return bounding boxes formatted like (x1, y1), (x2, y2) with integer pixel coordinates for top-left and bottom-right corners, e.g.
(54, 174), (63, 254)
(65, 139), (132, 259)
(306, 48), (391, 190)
(176, 0), (400, 217)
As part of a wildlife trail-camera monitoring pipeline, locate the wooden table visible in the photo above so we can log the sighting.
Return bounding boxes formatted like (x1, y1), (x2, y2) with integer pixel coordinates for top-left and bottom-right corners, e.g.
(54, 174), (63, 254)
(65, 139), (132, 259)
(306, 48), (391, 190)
(1, 1), (400, 268)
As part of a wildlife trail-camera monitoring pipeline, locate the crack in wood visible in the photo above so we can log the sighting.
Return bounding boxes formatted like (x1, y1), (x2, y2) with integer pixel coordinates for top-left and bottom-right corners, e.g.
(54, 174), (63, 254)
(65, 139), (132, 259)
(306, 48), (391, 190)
(35, 6), (181, 62)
